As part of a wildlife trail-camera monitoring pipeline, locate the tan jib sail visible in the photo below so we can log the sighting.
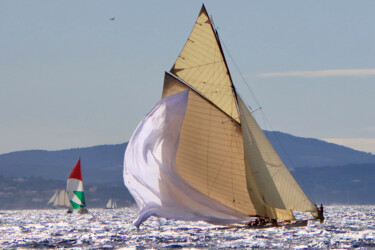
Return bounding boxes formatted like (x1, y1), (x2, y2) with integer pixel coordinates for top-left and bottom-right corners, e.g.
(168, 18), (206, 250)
(123, 4), (319, 226)
(237, 95), (317, 220)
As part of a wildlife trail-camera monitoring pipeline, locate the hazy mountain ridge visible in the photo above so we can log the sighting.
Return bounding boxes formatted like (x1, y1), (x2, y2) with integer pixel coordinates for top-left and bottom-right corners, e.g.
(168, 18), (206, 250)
(1, 131), (375, 182)
(1, 131), (375, 208)
(2, 163), (375, 209)
(265, 131), (375, 167)
(0, 143), (128, 183)
(0, 175), (133, 210)
(293, 163), (375, 205)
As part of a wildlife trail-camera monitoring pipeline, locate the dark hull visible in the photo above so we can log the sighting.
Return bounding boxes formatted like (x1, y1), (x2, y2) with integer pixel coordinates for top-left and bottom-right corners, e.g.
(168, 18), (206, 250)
(230, 220), (309, 229)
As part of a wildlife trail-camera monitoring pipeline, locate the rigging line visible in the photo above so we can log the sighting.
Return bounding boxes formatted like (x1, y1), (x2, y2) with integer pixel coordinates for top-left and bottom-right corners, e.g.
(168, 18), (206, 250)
(220, 37), (297, 169)
(221, 37), (317, 204)
(251, 107), (262, 113)
(222, 38), (294, 172)
(220, 39), (262, 111)
(220, 37), (295, 170)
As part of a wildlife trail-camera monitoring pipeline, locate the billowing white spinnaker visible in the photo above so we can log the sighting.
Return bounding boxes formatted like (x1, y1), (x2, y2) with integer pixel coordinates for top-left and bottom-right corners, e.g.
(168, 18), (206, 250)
(123, 90), (249, 227)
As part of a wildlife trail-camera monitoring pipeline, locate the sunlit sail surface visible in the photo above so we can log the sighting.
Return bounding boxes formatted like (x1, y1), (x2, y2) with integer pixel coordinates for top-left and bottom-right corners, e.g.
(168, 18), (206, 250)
(124, 4), (321, 228)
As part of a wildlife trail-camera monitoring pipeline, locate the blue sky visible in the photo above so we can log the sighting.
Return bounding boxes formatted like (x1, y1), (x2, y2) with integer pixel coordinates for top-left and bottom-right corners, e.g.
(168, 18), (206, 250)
(1, 0), (375, 154)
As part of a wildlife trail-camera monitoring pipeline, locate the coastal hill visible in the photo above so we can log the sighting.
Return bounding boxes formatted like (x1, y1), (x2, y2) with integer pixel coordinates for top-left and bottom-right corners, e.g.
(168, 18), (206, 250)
(0, 143), (128, 183)
(264, 131), (375, 168)
(1, 131), (375, 209)
(1, 131), (374, 183)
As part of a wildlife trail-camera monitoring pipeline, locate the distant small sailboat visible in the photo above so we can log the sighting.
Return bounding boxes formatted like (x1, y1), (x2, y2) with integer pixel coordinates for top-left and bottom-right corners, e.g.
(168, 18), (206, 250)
(66, 159), (89, 214)
(47, 189), (70, 208)
(123, 4), (324, 228)
(106, 198), (117, 209)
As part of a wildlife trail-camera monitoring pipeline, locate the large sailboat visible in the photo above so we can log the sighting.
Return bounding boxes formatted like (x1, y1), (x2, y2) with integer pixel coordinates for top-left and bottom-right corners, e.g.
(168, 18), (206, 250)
(66, 159), (89, 214)
(47, 189), (70, 208)
(123, 5), (323, 228)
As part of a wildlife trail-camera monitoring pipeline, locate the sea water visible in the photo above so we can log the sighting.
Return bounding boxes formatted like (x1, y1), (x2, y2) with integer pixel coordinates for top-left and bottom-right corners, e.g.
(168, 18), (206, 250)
(0, 206), (374, 249)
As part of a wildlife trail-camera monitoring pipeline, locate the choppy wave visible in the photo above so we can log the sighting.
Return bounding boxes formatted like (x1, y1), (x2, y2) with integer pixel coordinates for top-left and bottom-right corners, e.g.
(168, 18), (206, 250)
(1, 206), (375, 249)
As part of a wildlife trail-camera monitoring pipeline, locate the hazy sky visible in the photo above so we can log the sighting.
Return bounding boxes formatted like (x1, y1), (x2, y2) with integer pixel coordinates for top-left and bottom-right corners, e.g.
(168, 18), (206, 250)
(1, 1), (375, 154)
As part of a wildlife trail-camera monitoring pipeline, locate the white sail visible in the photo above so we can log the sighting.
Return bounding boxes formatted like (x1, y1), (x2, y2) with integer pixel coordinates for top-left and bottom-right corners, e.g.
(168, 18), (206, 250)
(124, 90), (250, 227)
(58, 189), (70, 207)
(106, 198), (112, 208)
(47, 189), (70, 208)
(47, 191), (58, 205)
(106, 198), (117, 209)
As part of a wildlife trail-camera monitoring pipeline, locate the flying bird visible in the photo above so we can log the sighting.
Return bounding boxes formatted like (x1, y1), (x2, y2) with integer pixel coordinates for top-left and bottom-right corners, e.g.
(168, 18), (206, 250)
(109, 17), (115, 21)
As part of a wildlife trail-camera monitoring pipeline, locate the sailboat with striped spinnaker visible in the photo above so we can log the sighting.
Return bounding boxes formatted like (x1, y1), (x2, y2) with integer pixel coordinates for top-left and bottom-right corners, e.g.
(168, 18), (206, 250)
(67, 159), (89, 214)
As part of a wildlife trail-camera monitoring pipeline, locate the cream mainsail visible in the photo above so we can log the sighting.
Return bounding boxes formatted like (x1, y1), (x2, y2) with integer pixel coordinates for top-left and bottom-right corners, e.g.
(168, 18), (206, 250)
(124, 4), (319, 227)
